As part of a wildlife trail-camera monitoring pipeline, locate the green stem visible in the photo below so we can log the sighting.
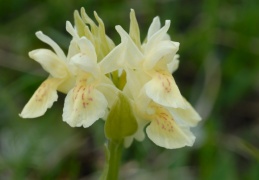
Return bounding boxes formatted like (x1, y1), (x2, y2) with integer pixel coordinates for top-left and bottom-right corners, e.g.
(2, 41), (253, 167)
(106, 140), (123, 180)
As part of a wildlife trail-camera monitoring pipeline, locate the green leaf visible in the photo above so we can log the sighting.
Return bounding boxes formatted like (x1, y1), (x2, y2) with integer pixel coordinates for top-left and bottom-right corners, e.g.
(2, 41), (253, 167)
(105, 92), (138, 140)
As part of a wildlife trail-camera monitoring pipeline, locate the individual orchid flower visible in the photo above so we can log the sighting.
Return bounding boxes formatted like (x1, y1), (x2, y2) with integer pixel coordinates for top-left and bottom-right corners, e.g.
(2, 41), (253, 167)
(20, 31), (75, 118)
(144, 101), (197, 149)
(100, 10), (186, 109)
(62, 19), (118, 128)
(123, 65), (201, 149)
(141, 18), (187, 109)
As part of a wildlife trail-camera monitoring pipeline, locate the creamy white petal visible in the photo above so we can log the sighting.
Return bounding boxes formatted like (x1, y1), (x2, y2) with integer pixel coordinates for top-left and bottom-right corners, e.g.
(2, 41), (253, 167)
(57, 76), (76, 94)
(71, 53), (99, 79)
(66, 21), (80, 39)
(100, 26), (144, 74)
(29, 49), (67, 78)
(115, 26), (143, 66)
(77, 37), (97, 61)
(97, 81), (119, 109)
(143, 19), (180, 70)
(20, 78), (61, 118)
(67, 39), (80, 60)
(36, 31), (66, 60)
(146, 120), (195, 149)
(146, 106), (195, 149)
(144, 20), (171, 53)
(147, 16), (161, 40)
(115, 25), (144, 66)
(66, 26), (99, 78)
(124, 68), (150, 98)
(62, 81), (108, 128)
(144, 70), (186, 108)
(170, 98), (202, 127)
(99, 43), (125, 74)
(144, 41), (179, 70)
(167, 54), (179, 73)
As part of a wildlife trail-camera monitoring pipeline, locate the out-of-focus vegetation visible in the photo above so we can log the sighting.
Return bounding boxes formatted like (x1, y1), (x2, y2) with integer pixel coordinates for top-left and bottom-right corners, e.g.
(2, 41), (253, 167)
(0, 0), (258, 179)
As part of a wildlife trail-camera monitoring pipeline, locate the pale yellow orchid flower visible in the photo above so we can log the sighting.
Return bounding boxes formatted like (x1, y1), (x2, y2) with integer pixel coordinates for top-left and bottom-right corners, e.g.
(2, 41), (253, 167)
(20, 32), (75, 118)
(100, 10), (186, 109)
(123, 67), (201, 149)
(62, 18), (118, 128)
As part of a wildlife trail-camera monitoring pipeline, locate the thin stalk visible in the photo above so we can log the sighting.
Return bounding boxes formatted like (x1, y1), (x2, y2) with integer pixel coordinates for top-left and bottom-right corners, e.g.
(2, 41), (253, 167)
(106, 140), (123, 180)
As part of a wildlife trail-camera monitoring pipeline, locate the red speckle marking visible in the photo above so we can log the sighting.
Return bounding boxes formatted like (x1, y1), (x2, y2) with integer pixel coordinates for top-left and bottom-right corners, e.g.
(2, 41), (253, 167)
(152, 104), (174, 132)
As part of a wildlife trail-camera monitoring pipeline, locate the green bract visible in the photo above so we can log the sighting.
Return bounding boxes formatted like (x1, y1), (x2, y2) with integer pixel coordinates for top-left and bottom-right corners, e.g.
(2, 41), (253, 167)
(105, 92), (137, 141)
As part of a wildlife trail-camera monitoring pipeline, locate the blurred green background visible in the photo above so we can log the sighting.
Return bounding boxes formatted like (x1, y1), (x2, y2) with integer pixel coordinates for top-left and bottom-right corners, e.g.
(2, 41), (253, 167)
(0, 0), (258, 179)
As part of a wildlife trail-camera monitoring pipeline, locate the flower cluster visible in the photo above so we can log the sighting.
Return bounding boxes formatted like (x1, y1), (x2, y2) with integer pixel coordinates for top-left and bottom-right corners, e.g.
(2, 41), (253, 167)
(20, 8), (201, 149)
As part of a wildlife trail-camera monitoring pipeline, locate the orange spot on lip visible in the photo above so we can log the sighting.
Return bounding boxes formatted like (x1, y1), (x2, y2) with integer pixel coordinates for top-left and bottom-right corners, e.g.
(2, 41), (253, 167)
(160, 115), (167, 120)
(160, 112), (168, 117)
(77, 85), (83, 92)
(166, 78), (170, 85)
(155, 118), (160, 125)
(74, 94), (78, 100)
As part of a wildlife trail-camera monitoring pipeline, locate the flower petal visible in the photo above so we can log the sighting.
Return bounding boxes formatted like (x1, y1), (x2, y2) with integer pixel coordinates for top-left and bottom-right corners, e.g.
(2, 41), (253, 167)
(124, 68), (150, 98)
(29, 49), (68, 78)
(147, 16), (161, 40)
(144, 70), (186, 108)
(36, 31), (66, 61)
(99, 43), (125, 74)
(146, 121), (195, 149)
(116, 25), (144, 67)
(146, 105), (195, 149)
(67, 39), (80, 60)
(167, 54), (179, 73)
(144, 40), (179, 70)
(71, 53), (99, 79)
(20, 78), (61, 118)
(97, 82), (119, 109)
(142, 19), (180, 70)
(144, 20), (171, 52)
(57, 76), (76, 94)
(100, 26), (144, 74)
(77, 37), (97, 62)
(129, 9), (141, 49)
(62, 81), (108, 128)
(170, 98), (202, 127)
(66, 21), (80, 39)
